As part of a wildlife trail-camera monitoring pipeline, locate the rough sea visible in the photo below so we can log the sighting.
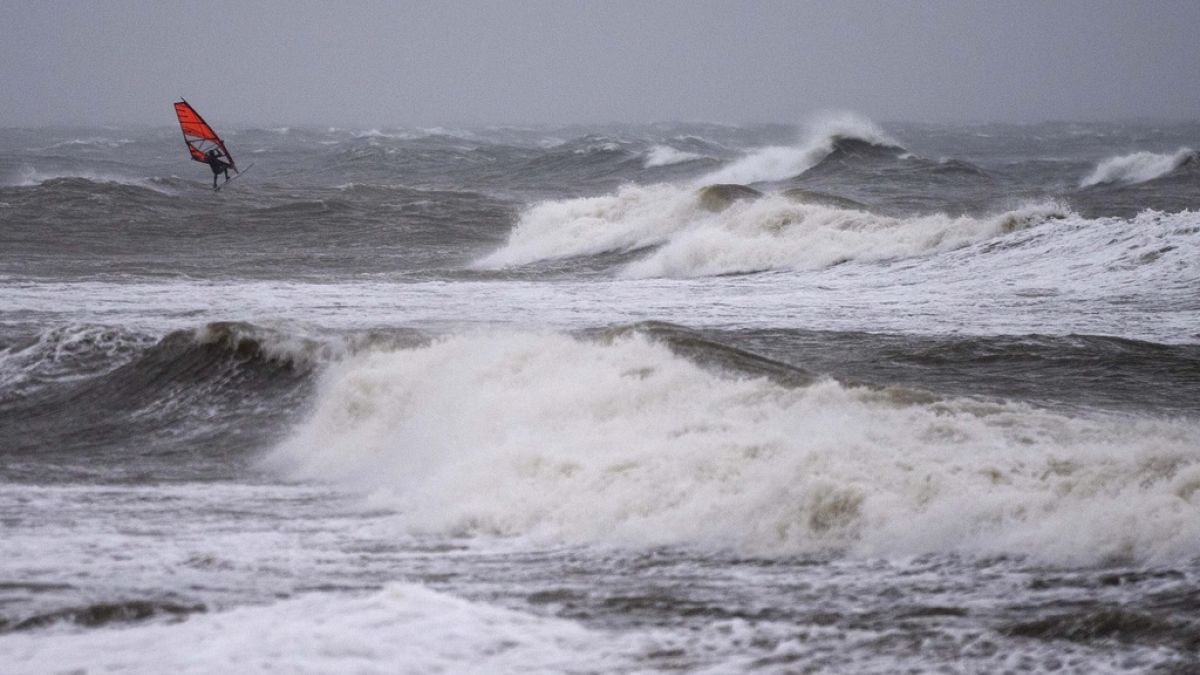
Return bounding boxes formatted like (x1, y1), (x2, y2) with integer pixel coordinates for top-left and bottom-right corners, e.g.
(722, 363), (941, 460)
(1, 114), (1199, 673)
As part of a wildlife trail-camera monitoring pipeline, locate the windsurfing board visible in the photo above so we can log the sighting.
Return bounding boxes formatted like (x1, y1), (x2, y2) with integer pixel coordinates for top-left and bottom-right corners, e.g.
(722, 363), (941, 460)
(214, 163), (254, 192)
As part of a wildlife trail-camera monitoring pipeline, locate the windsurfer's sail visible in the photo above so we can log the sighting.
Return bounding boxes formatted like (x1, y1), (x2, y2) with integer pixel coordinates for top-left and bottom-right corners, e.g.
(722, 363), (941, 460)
(173, 99), (237, 172)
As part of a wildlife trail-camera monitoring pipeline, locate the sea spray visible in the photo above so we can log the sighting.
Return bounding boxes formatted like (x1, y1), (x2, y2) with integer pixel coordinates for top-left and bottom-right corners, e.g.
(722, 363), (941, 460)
(1080, 147), (1197, 187)
(698, 112), (901, 185)
(269, 331), (1200, 564)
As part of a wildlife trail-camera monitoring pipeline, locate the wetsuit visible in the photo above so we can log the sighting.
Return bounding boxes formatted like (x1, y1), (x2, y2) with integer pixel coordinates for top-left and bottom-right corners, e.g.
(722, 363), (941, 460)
(205, 150), (231, 188)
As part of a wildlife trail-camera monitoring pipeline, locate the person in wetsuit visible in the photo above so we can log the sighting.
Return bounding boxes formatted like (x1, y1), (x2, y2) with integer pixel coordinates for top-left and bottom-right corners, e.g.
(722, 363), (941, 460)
(205, 148), (231, 188)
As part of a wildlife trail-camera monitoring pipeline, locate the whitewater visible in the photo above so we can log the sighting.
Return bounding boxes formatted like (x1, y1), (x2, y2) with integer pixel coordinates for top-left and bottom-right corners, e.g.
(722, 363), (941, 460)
(2, 115), (1199, 673)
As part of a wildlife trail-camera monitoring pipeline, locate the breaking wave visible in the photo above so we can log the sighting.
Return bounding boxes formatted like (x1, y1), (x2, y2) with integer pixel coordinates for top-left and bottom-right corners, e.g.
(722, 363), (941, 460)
(699, 112), (901, 185)
(622, 198), (1063, 278)
(268, 330), (1200, 565)
(476, 182), (1067, 277)
(1080, 147), (1198, 187)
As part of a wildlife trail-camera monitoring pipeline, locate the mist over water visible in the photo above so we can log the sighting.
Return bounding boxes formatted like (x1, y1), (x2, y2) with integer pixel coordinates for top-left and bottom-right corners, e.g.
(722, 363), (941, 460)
(2, 115), (1200, 672)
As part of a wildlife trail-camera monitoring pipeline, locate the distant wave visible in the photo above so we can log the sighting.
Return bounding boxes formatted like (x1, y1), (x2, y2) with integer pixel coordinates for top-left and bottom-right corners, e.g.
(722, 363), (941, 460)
(557, 135), (630, 156)
(698, 112), (902, 184)
(40, 137), (134, 150)
(268, 329), (1200, 564)
(351, 127), (483, 142)
(1080, 147), (1197, 187)
(476, 183), (1066, 277)
(421, 126), (479, 140)
(353, 128), (420, 140)
(3, 167), (167, 191)
(643, 145), (704, 168)
(572, 141), (622, 154)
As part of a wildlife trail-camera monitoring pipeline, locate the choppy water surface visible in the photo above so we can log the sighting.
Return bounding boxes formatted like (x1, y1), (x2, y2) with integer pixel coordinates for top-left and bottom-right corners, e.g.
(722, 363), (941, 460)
(2, 116), (1199, 672)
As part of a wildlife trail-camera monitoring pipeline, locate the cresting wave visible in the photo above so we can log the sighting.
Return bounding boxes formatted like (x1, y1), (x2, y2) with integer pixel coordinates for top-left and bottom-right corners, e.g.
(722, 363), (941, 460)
(698, 112), (901, 185)
(1080, 147), (1198, 187)
(475, 182), (1067, 277)
(268, 331), (1200, 565)
(0, 322), (334, 397)
(0, 322), (332, 470)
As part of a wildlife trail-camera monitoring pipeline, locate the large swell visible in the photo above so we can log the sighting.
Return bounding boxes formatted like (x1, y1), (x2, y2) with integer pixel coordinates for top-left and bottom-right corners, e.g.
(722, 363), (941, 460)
(0, 322), (320, 481)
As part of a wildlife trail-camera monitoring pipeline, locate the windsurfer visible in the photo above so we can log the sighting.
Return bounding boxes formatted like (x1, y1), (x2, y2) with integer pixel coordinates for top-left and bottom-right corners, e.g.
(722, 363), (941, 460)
(205, 148), (232, 188)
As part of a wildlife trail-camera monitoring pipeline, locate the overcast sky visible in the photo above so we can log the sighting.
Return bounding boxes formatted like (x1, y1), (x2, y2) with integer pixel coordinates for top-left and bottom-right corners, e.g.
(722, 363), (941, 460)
(2, 0), (1198, 127)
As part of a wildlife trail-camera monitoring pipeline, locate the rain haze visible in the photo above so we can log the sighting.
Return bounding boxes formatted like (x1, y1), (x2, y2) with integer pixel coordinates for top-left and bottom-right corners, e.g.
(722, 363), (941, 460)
(2, 0), (1199, 127)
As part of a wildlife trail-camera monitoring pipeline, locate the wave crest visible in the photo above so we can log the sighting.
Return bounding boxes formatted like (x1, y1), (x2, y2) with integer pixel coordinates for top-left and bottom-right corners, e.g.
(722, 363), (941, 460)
(623, 199), (1067, 278)
(1080, 147), (1197, 187)
(699, 112), (902, 185)
(477, 182), (1067, 277)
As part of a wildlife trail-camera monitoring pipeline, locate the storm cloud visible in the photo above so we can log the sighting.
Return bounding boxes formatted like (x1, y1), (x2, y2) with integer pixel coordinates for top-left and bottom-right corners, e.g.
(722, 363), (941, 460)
(2, 0), (1198, 126)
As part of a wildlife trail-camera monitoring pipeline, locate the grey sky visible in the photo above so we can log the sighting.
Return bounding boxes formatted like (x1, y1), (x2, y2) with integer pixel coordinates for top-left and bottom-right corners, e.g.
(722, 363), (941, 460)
(2, 0), (1198, 127)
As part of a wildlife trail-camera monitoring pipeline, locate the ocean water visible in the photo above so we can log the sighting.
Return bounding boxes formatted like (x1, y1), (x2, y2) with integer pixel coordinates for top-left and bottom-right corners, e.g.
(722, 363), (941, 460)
(1, 114), (1199, 673)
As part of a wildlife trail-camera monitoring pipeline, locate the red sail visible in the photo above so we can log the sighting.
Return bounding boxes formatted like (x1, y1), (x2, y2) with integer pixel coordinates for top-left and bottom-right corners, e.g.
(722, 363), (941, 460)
(173, 100), (236, 171)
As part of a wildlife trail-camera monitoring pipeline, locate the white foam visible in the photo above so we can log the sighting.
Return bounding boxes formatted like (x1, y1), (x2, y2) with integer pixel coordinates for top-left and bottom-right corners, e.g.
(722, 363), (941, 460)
(476, 181), (1067, 276)
(0, 583), (619, 675)
(268, 332), (1200, 565)
(622, 197), (1066, 278)
(0, 324), (155, 392)
(1080, 147), (1197, 187)
(644, 145), (704, 168)
(698, 112), (899, 185)
(6, 209), (1198, 343)
(474, 183), (699, 267)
